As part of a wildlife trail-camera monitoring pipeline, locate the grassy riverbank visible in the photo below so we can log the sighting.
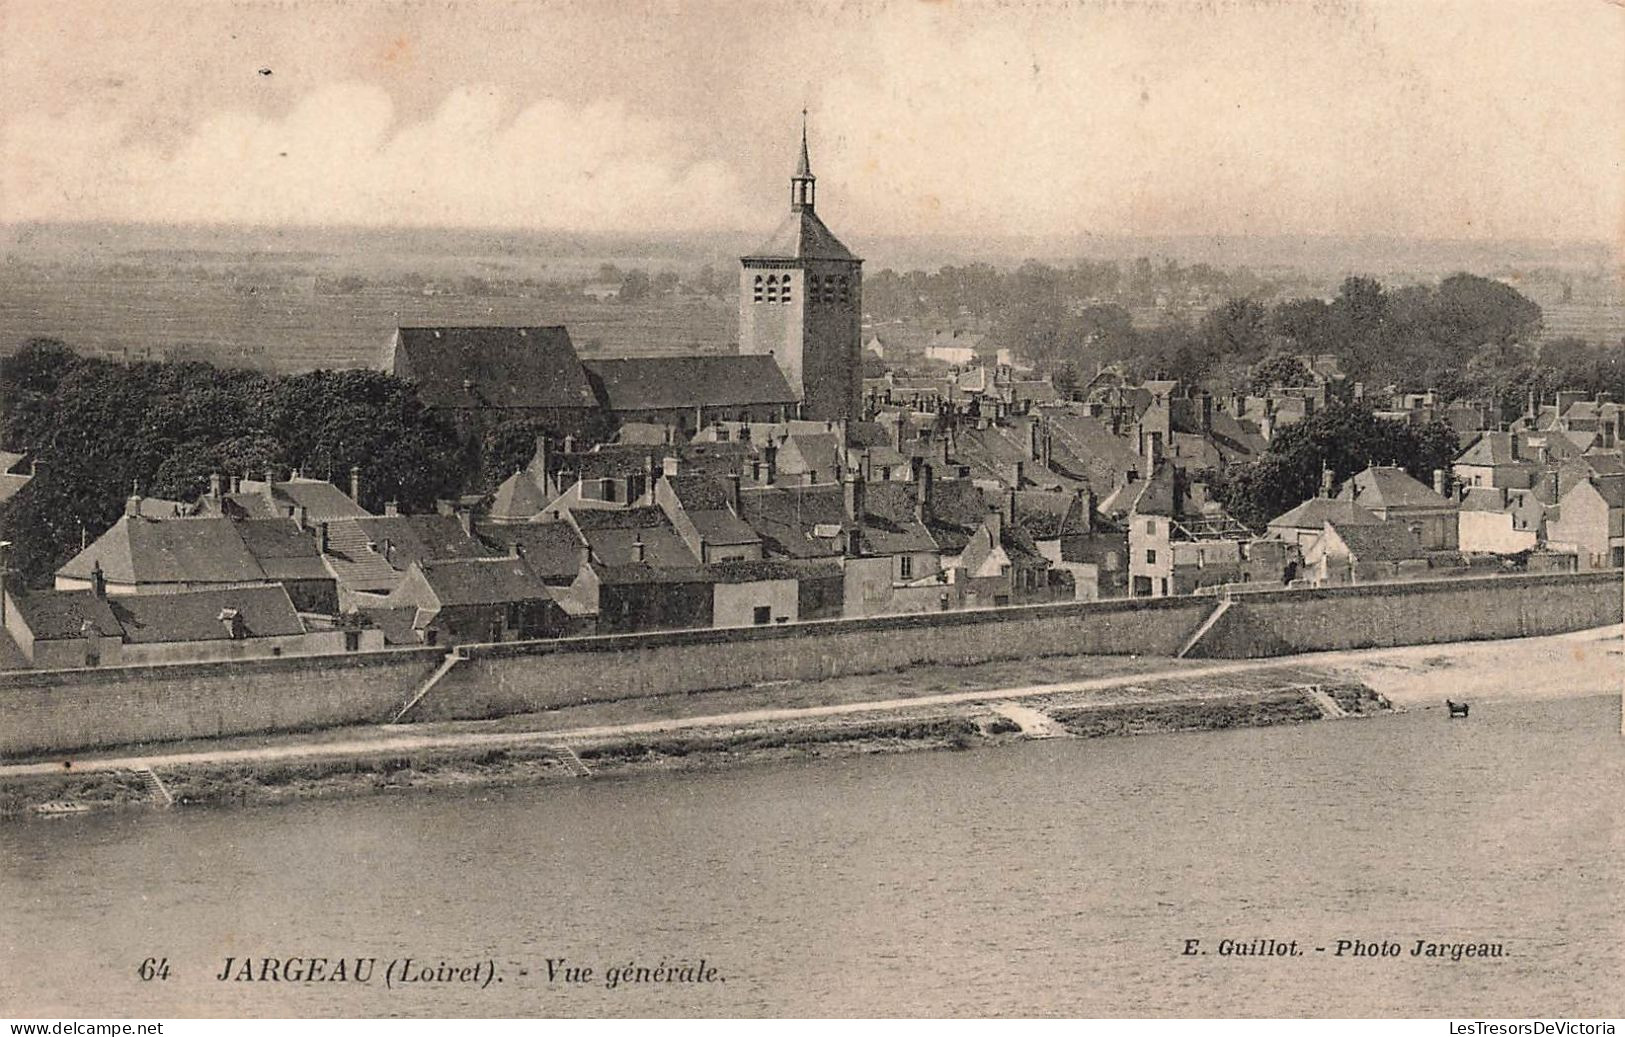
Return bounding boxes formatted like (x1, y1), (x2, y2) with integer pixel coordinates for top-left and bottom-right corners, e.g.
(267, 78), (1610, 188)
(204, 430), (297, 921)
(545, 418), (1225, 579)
(0, 676), (1381, 816)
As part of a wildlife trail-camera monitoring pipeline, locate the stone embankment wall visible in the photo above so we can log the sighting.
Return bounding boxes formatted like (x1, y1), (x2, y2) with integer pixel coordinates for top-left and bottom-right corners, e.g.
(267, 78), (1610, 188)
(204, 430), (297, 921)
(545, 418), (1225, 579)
(0, 572), (1617, 756)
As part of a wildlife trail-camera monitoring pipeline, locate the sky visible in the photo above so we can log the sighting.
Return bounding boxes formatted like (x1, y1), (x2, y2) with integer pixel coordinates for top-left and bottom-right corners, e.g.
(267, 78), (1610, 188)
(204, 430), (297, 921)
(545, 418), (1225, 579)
(2, 0), (1622, 246)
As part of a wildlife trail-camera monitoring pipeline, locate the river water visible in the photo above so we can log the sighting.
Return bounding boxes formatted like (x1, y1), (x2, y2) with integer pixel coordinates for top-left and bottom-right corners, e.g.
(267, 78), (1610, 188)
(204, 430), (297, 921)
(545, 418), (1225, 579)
(4, 694), (1621, 1017)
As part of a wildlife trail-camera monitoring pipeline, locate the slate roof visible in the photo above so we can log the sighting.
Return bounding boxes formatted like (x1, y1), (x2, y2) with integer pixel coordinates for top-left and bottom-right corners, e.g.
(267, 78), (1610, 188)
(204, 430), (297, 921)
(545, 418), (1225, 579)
(203, 478), (372, 522)
(744, 209), (859, 262)
(921, 479), (993, 554)
(109, 586), (304, 643)
(7, 588), (122, 640)
(384, 326), (598, 411)
(584, 355), (797, 411)
(856, 482), (938, 555)
(59, 516), (265, 585)
(416, 557), (554, 607)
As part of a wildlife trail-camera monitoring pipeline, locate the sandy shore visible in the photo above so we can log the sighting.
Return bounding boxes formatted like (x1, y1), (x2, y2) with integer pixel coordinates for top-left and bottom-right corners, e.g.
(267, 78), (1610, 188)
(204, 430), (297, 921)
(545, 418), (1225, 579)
(1309, 625), (1621, 708)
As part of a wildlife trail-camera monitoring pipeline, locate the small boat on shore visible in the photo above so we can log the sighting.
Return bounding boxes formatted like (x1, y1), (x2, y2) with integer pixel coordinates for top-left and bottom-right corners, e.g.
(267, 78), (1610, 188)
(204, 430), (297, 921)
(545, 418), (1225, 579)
(1446, 700), (1470, 718)
(33, 800), (91, 816)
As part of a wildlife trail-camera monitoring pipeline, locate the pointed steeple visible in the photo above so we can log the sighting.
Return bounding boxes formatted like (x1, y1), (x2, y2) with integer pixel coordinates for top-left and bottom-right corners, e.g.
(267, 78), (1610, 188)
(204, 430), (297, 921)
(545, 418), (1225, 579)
(791, 109), (816, 213)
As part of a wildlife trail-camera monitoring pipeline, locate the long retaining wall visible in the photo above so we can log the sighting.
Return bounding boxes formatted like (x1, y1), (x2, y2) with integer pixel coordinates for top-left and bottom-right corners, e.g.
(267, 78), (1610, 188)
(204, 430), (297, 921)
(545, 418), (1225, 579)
(0, 571), (1618, 757)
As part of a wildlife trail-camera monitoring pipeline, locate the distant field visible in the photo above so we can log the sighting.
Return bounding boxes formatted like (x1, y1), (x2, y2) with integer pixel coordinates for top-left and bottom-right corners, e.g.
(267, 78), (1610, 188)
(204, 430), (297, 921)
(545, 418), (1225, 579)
(1538, 303), (1625, 345)
(0, 269), (739, 372)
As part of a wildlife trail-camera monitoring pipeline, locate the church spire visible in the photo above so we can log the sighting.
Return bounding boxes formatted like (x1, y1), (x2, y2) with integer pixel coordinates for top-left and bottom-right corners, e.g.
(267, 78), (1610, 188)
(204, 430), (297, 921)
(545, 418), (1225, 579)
(791, 109), (816, 213)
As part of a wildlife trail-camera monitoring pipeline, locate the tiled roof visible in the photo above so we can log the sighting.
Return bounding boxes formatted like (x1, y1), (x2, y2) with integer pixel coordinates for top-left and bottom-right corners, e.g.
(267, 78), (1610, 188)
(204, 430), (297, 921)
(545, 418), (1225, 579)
(0, 451), (30, 507)
(489, 470), (551, 522)
(475, 521), (586, 583)
(58, 516), (265, 585)
(7, 588), (122, 640)
(384, 326), (598, 411)
(1268, 497), (1383, 531)
(357, 607), (421, 646)
(236, 519), (329, 581)
(109, 586), (304, 643)
(1339, 466), (1455, 510)
(415, 557), (554, 607)
(735, 485), (846, 560)
(574, 507), (699, 567)
(1327, 522), (1426, 562)
(584, 355), (797, 411)
(857, 482), (938, 555)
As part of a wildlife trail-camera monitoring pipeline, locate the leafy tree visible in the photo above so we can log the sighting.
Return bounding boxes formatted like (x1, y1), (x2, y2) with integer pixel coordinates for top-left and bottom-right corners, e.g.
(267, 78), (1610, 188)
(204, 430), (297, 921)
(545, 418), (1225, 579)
(1248, 352), (1314, 393)
(1217, 402), (1459, 528)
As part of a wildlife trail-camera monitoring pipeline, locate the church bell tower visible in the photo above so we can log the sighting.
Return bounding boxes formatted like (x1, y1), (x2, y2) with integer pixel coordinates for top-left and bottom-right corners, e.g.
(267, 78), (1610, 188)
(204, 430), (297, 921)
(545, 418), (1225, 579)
(737, 114), (862, 427)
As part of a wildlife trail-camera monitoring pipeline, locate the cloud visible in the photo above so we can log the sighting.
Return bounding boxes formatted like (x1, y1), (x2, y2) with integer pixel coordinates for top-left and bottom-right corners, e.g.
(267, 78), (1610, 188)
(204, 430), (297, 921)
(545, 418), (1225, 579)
(2, 81), (756, 233)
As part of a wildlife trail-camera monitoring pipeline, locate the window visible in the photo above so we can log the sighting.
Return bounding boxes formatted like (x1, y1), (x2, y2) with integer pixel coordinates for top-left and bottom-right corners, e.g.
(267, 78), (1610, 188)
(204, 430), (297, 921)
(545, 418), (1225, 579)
(753, 605), (772, 625)
(506, 603), (522, 629)
(753, 275), (764, 303)
(344, 630), (361, 652)
(782, 275), (792, 304)
(765, 275), (779, 303)
(84, 649), (100, 668)
(838, 276), (850, 303)
(899, 555), (914, 580)
(1145, 520), (1156, 534)
(1146, 549), (1158, 565)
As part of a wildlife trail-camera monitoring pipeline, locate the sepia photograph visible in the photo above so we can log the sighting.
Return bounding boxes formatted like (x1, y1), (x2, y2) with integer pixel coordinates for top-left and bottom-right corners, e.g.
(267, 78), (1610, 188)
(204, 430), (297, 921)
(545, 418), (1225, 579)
(1, 0), (1621, 1024)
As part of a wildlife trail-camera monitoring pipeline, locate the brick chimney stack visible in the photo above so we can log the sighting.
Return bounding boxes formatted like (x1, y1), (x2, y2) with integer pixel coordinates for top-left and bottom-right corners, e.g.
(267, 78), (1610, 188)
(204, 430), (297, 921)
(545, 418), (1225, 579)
(349, 466), (362, 503)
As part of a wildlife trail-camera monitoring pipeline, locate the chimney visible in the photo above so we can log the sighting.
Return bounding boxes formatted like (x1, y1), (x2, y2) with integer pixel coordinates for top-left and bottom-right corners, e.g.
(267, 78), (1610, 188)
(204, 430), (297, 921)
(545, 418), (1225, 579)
(1005, 486), (1018, 525)
(727, 473), (743, 515)
(563, 434), (576, 454)
(845, 527), (862, 557)
(230, 474), (242, 494)
(1432, 468), (1447, 498)
(1011, 460), (1025, 488)
(218, 607), (245, 640)
(124, 489), (141, 518)
(261, 467), (276, 500)
(292, 504), (307, 530)
(985, 505), (1002, 549)
(662, 455), (681, 478)
(632, 535), (646, 563)
(1199, 391), (1213, 432)
(208, 472), (223, 499)
(1079, 487), (1097, 534)
(349, 466), (362, 502)
(1321, 467), (1335, 498)
(914, 458), (934, 522)
(385, 501), (399, 517)
(317, 521), (330, 554)
(763, 444), (778, 484)
(1041, 422), (1053, 472)
(844, 472), (867, 522)
(90, 559), (106, 600)
(1547, 469), (1560, 501)
(1029, 419), (1041, 461)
